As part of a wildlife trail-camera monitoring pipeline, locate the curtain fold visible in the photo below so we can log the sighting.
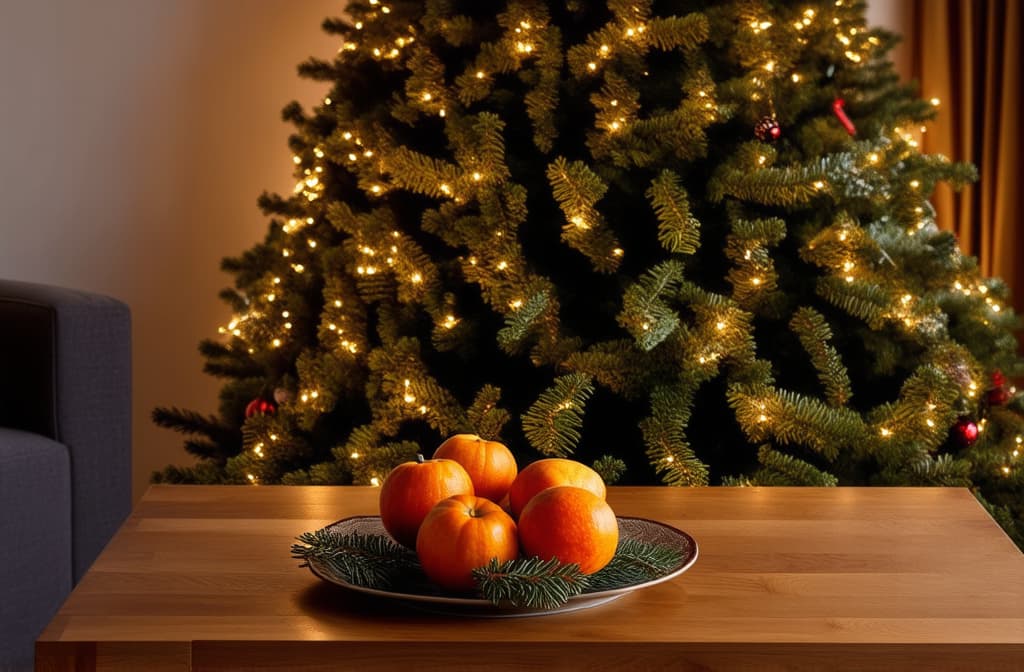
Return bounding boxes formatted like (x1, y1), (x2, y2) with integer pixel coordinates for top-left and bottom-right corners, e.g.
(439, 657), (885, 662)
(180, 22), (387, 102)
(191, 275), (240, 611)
(911, 0), (1022, 314)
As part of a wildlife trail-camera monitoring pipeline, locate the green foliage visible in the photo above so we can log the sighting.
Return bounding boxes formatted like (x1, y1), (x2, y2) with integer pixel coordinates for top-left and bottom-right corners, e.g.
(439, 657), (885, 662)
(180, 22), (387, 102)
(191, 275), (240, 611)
(157, 0), (1024, 548)
(522, 373), (595, 457)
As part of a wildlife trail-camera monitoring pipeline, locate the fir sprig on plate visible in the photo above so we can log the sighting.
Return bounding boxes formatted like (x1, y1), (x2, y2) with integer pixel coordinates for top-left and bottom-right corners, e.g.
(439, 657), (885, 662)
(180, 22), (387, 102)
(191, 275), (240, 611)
(294, 529), (685, 609)
(291, 529), (419, 590)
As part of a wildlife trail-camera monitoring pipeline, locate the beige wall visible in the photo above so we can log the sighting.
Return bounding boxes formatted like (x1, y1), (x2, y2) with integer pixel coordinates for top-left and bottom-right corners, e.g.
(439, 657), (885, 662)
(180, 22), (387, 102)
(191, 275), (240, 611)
(1, 1), (909, 502)
(0, 0), (339, 500)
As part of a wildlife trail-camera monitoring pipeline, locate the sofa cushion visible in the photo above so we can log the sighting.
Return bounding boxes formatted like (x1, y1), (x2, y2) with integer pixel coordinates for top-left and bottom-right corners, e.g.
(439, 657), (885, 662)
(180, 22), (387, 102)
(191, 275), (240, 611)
(0, 429), (71, 671)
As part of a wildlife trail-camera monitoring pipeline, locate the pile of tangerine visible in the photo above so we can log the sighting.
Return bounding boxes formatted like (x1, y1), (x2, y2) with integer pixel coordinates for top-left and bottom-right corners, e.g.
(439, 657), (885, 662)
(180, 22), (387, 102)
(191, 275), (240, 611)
(378, 434), (618, 592)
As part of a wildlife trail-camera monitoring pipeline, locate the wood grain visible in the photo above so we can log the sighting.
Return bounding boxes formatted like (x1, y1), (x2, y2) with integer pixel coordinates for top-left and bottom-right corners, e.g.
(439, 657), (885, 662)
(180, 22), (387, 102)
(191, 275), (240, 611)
(35, 486), (1024, 671)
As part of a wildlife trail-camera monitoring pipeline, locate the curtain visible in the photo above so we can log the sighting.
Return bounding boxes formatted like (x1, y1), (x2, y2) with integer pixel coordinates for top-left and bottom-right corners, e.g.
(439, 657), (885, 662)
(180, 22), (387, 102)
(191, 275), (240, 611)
(910, 0), (1023, 316)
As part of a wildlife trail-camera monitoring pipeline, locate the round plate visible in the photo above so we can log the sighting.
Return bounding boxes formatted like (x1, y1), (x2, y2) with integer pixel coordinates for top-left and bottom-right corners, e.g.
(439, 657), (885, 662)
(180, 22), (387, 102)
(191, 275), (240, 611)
(304, 515), (698, 617)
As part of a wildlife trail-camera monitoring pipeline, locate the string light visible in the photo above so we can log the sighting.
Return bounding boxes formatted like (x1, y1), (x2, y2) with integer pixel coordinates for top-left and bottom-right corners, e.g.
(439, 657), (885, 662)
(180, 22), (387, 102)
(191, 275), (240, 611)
(370, 477), (381, 487)
(403, 379), (415, 404)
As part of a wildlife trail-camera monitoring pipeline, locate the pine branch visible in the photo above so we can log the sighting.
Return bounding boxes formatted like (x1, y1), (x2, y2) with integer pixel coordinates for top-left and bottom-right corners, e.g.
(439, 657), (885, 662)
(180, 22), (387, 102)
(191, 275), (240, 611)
(591, 455), (627, 485)
(292, 530), (419, 591)
(466, 385), (511, 440)
(497, 290), (550, 353)
(790, 307), (852, 407)
(522, 373), (595, 458)
(473, 557), (587, 609)
(647, 170), (700, 254)
(618, 260), (685, 350)
(587, 539), (686, 592)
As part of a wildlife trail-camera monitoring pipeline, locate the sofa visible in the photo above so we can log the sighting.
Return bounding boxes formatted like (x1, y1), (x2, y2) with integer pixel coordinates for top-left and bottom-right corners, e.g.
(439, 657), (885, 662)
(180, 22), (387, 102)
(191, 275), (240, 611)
(0, 279), (131, 672)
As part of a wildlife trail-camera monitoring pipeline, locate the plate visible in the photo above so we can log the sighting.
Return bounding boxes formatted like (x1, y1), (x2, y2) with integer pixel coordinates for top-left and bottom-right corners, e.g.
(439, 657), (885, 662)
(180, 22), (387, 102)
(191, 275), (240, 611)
(303, 515), (698, 617)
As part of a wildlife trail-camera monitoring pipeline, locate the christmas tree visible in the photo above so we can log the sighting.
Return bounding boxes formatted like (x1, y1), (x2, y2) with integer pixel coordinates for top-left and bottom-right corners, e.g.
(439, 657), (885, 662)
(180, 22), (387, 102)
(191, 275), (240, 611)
(155, 0), (1024, 546)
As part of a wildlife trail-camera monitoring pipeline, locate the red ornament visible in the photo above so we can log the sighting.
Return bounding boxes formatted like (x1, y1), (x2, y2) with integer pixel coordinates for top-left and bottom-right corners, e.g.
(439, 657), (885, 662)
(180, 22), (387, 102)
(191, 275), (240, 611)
(832, 97), (856, 136)
(986, 387), (1011, 406)
(986, 370), (1010, 406)
(951, 417), (979, 448)
(754, 116), (782, 142)
(992, 370), (1007, 388)
(245, 398), (277, 418)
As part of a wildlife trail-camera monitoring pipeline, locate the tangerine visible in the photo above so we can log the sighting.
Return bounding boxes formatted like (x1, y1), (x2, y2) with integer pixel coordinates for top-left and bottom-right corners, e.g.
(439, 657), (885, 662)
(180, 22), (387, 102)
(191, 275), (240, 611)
(508, 458), (606, 519)
(416, 494), (519, 592)
(433, 434), (518, 502)
(378, 455), (474, 548)
(517, 485), (618, 574)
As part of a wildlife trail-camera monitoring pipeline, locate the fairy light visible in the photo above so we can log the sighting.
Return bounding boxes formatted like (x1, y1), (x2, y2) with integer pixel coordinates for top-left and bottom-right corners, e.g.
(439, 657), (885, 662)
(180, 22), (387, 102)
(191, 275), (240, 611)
(351, 451), (360, 459)
(410, 272), (423, 284)
(253, 443), (264, 456)
(868, 152), (880, 164)
(909, 180), (920, 189)
(247, 474), (257, 483)
(370, 477), (381, 487)
(292, 155), (301, 164)
(272, 338), (282, 348)
(476, 70), (485, 79)
(348, 153), (358, 162)
(599, 44), (610, 56)
(813, 180), (826, 190)
(509, 299), (523, 309)
(371, 185), (382, 194)
(751, 277), (762, 286)
(403, 379), (415, 404)
(421, 92), (432, 102)
(267, 293), (276, 302)
(472, 172), (482, 181)
(880, 427), (891, 437)
(439, 183), (452, 196)
(443, 314), (459, 329)
(757, 155), (767, 166)
(587, 62), (597, 72)
(497, 260), (509, 271)
(930, 97), (941, 106)
(612, 248), (624, 257)
(334, 299), (342, 307)
(716, 321), (726, 331)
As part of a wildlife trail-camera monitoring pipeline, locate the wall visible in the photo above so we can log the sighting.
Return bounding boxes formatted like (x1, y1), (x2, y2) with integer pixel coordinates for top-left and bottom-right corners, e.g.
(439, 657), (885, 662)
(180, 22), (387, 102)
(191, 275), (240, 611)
(0, 1), (908, 502)
(0, 0), (339, 500)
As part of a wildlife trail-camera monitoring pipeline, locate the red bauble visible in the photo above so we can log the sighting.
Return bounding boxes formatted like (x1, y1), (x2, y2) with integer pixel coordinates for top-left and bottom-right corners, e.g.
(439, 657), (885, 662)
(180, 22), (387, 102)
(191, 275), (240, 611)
(245, 398), (277, 418)
(992, 370), (1006, 388)
(986, 387), (1010, 406)
(951, 417), (979, 448)
(754, 116), (781, 142)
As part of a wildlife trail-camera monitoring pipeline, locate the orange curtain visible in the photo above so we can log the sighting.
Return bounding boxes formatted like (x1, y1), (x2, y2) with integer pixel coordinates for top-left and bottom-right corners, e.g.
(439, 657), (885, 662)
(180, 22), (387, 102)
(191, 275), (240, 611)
(911, 0), (1023, 315)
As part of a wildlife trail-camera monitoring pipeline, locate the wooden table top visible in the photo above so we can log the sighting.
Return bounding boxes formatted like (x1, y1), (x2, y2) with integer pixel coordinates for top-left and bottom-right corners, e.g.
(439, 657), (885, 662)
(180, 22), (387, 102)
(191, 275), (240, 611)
(37, 485), (1024, 671)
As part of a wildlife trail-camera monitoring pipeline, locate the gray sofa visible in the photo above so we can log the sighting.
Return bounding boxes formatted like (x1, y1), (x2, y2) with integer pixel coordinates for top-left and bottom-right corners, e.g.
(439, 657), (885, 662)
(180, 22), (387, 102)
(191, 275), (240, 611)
(0, 279), (131, 672)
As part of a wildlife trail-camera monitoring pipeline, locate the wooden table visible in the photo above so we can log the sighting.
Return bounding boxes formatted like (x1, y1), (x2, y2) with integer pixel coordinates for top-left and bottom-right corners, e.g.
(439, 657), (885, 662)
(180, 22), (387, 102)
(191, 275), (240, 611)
(36, 486), (1024, 671)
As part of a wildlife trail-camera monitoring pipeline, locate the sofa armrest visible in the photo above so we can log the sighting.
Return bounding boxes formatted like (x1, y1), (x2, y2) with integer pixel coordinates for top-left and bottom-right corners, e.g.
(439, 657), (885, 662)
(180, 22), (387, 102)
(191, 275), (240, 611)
(0, 279), (131, 583)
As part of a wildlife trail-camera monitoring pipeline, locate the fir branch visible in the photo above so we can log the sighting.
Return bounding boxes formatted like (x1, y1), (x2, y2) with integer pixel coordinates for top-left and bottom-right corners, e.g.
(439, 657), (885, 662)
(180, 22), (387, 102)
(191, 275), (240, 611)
(472, 556), (588, 609)
(592, 455), (627, 485)
(522, 373), (595, 457)
(292, 530), (419, 590)
(645, 13), (709, 51)
(497, 290), (550, 353)
(790, 307), (852, 407)
(618, 260), (685, 350)
(466, 385), (511, 440)
(755, 445), (839, 487)
(647, 170), (700, 254)
(587, 539), (686, 592)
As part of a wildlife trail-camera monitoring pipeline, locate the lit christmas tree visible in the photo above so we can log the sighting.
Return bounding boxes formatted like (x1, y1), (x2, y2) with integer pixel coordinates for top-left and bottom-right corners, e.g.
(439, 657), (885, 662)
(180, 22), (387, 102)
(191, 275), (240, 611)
(154, 0), (1023, 546)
